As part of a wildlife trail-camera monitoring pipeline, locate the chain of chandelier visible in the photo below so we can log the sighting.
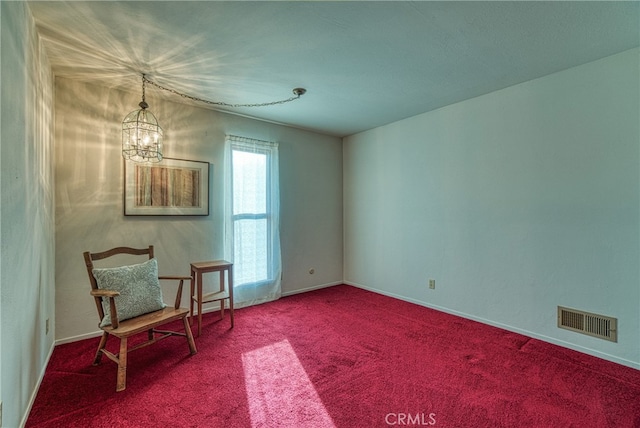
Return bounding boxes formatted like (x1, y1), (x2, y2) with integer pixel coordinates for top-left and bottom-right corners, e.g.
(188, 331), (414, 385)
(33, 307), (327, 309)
(143, 75), (306, 108)
(122, 73), (306, 163)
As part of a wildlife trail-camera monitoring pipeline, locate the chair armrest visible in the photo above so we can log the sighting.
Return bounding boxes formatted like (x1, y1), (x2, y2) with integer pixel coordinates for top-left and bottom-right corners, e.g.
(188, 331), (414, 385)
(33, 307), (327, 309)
(90, 290), (121, 328)
(90, 289), (120, 298)
(158, 276), (192, 309)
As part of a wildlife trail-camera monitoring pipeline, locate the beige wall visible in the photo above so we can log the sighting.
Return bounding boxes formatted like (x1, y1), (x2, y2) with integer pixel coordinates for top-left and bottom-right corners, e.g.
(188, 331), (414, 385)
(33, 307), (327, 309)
(1, 2), (56, 426)
(54, 77), (343, 342)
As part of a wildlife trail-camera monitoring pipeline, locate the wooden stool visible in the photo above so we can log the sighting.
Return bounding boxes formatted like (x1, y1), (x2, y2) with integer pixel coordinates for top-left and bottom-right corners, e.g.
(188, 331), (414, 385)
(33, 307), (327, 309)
(190, 260), (234, 336)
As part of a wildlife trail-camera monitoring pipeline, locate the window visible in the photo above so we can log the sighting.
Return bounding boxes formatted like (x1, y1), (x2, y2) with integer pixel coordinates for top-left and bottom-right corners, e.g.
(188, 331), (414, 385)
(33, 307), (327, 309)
(225, 135), (281, 306)
(232, 147), (271, 285)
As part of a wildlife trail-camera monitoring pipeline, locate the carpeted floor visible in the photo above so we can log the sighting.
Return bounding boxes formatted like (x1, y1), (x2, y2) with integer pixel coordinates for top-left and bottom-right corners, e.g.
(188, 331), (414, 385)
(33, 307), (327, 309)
(27, 285), (640, 427)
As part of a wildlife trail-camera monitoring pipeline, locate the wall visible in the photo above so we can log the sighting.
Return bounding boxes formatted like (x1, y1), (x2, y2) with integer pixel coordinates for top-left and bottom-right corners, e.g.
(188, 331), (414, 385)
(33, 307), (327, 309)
(0, 2), (56, 426)
(55, 77), (343, 341)
(344, 49), (640, 368)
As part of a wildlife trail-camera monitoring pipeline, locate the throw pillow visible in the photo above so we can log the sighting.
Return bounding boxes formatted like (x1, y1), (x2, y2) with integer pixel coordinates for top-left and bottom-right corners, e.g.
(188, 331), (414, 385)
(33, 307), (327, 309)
(92, 258), (166, 327)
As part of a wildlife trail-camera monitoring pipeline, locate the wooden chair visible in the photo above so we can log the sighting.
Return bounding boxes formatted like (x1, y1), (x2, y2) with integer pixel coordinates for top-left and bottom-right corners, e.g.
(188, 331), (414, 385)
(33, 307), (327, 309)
(83, 245), (197, 392)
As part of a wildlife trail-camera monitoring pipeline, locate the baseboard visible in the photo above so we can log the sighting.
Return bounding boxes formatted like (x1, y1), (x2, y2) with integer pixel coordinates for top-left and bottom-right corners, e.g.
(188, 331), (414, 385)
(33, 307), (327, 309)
(57, 281), (636, 369)
(55, 283), (343, 344)
(282, 281), (342, 297)
(20, 340), (56, 428)
(344, 281), (640, 370)
(56, 330), (104, 345)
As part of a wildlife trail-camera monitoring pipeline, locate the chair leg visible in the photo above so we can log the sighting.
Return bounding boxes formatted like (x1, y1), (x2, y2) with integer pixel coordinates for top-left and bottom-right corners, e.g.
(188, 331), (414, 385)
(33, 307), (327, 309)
(183, 316), (197, 355)
(116, 338), (128, 392)
(93, 332), (108, 365)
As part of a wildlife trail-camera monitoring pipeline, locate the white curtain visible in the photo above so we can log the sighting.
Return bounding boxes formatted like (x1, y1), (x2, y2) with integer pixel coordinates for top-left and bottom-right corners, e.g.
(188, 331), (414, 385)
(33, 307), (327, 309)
(224, 135), (281, 308)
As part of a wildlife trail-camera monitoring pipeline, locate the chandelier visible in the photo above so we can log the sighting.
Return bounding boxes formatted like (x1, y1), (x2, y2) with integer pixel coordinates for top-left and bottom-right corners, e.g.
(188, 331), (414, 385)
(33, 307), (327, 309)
(122, 74), (163, 163)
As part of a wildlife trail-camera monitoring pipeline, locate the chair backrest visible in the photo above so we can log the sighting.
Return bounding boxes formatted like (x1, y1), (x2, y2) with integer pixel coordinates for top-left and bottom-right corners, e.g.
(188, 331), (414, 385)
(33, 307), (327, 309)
(83, 246), (154, 322)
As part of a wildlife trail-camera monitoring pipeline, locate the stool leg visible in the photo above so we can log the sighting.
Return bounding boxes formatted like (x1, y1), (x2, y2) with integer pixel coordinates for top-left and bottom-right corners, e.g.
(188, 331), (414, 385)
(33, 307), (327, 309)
(197, 271), (203, 337)
(189, 270), (195, 326)
(229, 267), (234, 328)
(219, 270), (225, 319)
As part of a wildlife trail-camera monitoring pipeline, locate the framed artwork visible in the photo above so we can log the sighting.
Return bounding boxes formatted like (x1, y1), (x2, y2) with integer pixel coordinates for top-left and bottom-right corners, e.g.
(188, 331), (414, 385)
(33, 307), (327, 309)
(124, 157), (210, 216)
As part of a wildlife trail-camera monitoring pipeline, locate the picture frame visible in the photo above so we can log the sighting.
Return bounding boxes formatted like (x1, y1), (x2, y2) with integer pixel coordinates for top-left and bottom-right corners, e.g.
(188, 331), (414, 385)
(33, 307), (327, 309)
(124, 157), (210, 216)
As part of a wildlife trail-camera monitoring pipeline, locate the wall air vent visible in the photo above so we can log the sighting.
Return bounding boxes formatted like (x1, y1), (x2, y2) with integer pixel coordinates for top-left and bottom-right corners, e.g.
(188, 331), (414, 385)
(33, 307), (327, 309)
(557, 306), (617, 342)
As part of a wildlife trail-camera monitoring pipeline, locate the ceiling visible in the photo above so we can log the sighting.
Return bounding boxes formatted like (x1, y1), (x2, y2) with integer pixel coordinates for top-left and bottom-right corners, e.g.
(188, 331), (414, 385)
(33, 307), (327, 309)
(27, 1), (639, 137)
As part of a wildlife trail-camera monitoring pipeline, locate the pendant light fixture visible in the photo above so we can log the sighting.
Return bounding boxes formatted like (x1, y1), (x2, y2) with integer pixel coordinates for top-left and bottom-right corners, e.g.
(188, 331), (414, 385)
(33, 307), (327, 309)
(121, 72), (306, 163)
(122, 74), (163, 163)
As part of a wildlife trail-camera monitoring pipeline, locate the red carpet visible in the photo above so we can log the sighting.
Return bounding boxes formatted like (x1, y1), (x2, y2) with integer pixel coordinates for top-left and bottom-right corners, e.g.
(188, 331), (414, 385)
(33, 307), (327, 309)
(27, 285), (640, 427)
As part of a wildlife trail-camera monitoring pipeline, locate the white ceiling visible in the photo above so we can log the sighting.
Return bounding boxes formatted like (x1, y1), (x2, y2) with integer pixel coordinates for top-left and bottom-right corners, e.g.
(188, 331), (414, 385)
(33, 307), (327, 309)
(27, 1), (639, 137)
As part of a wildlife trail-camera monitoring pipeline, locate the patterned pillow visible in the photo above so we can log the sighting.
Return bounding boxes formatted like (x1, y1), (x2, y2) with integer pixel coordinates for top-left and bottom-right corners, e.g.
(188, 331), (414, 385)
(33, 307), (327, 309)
(92, 258), (166, 327)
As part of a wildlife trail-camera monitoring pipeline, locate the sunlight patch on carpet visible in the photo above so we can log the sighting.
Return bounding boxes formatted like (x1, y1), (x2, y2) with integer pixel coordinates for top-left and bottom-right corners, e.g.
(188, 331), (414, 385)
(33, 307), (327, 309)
(242, 339), (336, 428)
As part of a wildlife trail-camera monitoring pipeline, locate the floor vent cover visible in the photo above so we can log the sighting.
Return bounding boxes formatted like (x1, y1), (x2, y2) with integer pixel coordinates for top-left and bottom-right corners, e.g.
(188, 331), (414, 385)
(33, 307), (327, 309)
(557, 306), (617, 342)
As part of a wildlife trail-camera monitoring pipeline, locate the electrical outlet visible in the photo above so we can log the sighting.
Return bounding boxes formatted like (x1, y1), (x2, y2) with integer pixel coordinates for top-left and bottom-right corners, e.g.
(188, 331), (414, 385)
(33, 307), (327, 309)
(429, 279), (436, 289)
(46, 318), (50, 335)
